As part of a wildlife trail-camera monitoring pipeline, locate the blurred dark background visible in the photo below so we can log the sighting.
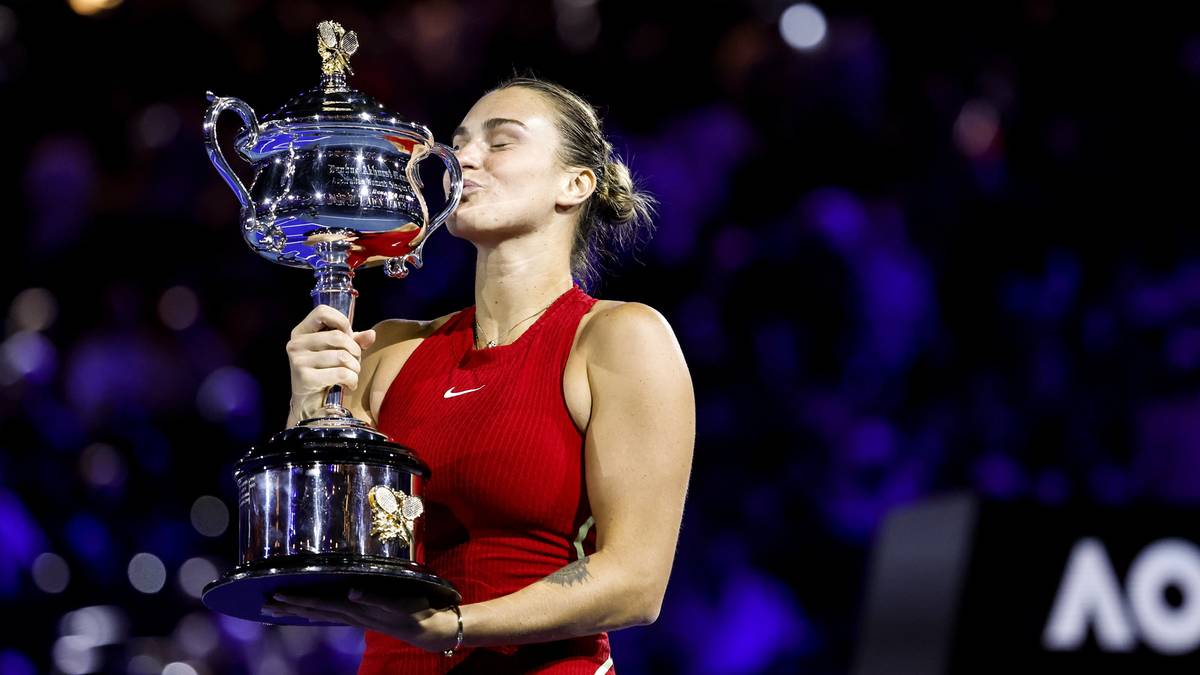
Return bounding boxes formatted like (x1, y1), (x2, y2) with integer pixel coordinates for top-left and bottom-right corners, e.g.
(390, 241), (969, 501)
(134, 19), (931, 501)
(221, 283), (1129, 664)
(4, 0), (1200, 673)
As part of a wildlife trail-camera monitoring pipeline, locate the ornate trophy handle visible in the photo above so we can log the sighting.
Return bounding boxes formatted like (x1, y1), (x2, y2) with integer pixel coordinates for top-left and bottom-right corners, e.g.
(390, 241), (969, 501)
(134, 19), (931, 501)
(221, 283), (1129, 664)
(203, 92), (261, 215)
(384, 142), (462, 279)
(427, 142), (464, 234)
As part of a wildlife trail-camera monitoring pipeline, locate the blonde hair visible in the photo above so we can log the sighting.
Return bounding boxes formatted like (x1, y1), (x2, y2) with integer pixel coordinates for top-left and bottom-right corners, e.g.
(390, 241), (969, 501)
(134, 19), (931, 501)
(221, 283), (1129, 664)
(489, 75), (658, 290)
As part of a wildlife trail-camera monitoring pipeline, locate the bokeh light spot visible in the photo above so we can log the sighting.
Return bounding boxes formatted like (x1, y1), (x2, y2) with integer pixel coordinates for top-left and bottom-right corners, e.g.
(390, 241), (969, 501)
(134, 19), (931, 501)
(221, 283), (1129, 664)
(127, 553), (167, 594)
(32, 552), (69, 593)
(178, 557), (218, 599)
(9, 287), (58, 332)
(189, 495), (229, 537)
(780, 3), (827, 50)
(158, 286), (200, 331)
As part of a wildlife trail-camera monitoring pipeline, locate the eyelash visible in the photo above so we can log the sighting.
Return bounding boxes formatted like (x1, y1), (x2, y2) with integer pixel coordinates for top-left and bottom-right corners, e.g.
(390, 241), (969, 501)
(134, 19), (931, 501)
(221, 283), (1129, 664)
(451, 142), (511, 151)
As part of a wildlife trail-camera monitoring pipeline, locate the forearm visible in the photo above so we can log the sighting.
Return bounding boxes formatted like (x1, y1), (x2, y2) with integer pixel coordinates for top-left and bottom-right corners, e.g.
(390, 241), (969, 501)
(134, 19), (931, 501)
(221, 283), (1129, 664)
(458, 550), (656, 648)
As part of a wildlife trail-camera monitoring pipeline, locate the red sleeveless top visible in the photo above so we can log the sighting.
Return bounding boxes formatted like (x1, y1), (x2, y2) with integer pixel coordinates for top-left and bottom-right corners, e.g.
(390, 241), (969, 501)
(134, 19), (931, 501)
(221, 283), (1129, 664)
(359, 284), (617, 675)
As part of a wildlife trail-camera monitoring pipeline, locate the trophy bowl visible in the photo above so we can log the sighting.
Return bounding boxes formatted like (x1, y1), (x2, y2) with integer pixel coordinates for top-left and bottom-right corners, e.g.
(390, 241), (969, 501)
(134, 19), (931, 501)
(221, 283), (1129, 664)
(202, 20), (460, 278)
(200, 20), (461, 625)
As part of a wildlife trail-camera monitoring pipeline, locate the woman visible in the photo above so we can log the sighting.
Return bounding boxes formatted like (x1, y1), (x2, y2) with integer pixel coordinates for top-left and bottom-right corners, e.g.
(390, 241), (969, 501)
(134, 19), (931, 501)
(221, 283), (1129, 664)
(269, 77), (695, 674)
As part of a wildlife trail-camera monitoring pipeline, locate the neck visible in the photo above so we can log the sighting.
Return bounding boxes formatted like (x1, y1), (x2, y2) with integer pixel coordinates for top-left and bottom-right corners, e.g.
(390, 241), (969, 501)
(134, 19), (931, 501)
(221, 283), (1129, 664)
(472, 235), (574, 345)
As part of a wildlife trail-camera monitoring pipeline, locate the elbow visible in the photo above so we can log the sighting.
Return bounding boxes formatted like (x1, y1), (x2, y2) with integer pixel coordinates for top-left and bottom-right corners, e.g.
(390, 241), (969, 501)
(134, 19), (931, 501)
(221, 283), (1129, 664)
(629, 580), (666, 627)
(635, 602), (661, 627)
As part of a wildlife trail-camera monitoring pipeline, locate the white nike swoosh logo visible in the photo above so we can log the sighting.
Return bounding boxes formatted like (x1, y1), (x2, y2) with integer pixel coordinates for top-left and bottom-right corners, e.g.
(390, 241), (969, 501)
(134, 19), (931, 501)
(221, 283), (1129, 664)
(443, 385), (486, 399)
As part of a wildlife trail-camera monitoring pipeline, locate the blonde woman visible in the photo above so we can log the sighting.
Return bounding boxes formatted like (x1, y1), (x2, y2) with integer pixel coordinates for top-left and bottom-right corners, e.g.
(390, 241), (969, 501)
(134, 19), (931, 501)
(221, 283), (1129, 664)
(270, 77), (695, 674)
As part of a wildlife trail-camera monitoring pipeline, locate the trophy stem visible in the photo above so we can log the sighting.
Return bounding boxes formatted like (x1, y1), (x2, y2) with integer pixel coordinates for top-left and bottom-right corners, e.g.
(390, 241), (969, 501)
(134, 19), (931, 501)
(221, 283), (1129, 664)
(304, 234), (372, 429)
(321, 72), (349, 93)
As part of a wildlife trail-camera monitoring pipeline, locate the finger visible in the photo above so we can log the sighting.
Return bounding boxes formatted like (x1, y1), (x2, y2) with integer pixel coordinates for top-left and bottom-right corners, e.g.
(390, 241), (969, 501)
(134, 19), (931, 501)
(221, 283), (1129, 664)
(293, 305), (350, 338)
(295, 369), (358, 396)
(354, 329), (377, 349)
(267, 601), (359, 627)
(314, 367), (358, 391)
(314, 305), (351, 332)
(277, 599), (398, 633)
(290, 330), (361, 358)
(269, 596), (366, 622)
(327, 330), (364, 357)
(273, 592), (357, 613)
(296, 349), (360, 371)
(348, 588), (430, 614)
(305, 330), (361, 357)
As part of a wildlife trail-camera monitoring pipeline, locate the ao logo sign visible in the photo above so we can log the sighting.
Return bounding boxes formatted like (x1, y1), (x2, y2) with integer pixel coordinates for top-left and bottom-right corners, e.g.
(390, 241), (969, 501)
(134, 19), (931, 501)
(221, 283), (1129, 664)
(1043, 538), (1200, 655)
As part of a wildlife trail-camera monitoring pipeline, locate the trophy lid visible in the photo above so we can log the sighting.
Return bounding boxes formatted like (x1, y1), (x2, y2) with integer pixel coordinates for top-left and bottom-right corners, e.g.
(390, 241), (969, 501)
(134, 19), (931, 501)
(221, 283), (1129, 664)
(257, 20), (431, 139)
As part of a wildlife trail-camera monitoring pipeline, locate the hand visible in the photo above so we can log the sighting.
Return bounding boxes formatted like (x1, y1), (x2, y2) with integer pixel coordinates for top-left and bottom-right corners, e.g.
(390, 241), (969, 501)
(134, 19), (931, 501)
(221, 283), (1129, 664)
(262, 589), (460, 654)
(286, 305), (377, 402)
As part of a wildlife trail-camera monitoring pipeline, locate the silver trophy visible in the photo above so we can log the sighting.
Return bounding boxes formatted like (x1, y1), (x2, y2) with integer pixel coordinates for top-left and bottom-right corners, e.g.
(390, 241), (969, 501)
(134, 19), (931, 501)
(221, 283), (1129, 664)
(200, 20), (462, 625)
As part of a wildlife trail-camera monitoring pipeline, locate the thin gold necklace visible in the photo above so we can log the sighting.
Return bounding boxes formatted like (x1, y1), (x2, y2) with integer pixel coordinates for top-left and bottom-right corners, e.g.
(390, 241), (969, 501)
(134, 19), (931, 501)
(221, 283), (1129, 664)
(473, 299), (557, 349)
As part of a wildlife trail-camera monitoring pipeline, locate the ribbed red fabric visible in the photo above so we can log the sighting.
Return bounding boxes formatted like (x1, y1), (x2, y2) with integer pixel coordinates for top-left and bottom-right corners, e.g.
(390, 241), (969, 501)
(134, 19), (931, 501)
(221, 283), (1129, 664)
(359, 284), (616, 675)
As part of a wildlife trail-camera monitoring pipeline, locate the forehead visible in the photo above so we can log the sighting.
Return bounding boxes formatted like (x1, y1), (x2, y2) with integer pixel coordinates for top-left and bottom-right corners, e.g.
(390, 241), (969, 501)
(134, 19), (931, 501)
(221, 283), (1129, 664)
(454, 87), (558, 137)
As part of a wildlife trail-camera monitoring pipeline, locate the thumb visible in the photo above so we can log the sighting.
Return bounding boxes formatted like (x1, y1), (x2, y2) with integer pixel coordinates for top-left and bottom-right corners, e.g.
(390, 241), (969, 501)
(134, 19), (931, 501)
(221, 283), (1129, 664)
(355, 329), (377, 347)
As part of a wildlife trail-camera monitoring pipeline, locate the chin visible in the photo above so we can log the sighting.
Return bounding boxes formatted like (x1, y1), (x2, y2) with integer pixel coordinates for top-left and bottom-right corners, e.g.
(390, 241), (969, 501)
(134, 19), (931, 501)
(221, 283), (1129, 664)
(446, 211), (502, 241)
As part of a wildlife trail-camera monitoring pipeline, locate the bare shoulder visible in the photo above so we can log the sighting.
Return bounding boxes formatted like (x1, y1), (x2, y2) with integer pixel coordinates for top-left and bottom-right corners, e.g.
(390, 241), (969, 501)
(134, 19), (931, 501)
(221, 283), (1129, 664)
(577, 300), (684, 365)
(568, 299), (693, 441)
(358, 310), (461, 426)
(368, 311), (459, 355)
(360, 309), (460, 386)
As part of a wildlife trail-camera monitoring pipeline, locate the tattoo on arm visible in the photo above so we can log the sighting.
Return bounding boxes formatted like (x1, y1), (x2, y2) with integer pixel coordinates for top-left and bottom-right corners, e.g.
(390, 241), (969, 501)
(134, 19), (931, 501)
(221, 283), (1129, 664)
(544, 556), (592, 587)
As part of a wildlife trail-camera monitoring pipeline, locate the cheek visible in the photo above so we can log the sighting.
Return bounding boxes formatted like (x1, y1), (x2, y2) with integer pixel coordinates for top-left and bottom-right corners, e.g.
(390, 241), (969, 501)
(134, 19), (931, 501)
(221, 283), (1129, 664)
(502, 164), (561, 208)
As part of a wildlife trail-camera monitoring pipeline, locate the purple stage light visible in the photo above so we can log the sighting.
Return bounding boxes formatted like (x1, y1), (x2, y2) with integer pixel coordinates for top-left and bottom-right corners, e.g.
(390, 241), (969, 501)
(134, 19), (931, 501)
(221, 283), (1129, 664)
(639, 106), (754, 265)
(972, 452), (1028, 499)
(1, 330), (57, 387)
(23, 137), (96, 256)
(805, 187), (867, 251)
(0, 489), (47, 596)
(64, 513), (113, 575)
(673, 565), (815, 673)
(0, 649), (35, 675)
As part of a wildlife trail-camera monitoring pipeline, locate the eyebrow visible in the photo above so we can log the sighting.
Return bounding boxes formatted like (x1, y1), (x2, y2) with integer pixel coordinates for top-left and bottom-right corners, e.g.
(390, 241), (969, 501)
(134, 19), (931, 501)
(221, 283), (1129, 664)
(451, 118), (529, 140)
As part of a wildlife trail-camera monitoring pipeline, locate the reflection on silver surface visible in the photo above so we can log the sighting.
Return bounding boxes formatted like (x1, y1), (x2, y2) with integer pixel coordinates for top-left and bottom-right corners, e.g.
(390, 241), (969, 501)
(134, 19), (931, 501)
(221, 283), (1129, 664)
(203, 21), (462, 277)
(240, 461), (419, 566)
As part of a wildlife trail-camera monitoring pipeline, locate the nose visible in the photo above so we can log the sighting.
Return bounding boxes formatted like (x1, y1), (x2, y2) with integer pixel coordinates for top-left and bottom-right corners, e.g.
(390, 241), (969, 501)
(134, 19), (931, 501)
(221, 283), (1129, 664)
(445, 142), (478, 196)
(452, 138), (483, 169)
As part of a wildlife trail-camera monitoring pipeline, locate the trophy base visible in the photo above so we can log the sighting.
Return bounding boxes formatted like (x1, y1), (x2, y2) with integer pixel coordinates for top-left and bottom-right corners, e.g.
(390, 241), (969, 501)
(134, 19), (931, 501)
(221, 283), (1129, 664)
(202, 555), (461, 626)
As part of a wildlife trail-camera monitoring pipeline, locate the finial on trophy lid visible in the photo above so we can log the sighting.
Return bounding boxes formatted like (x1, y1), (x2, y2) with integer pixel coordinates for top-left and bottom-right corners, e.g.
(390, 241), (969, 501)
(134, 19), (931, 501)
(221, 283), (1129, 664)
(317, 20), (359, 87)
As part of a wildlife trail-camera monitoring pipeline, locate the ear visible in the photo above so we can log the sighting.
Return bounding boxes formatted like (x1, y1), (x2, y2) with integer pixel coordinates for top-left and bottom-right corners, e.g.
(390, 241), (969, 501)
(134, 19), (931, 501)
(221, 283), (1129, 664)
(556, 167), (597, 210)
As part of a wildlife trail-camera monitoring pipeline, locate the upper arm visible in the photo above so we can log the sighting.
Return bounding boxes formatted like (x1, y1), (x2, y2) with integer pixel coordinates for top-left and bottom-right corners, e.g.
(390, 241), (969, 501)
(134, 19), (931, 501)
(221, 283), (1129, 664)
(581, 302), (695, 612)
